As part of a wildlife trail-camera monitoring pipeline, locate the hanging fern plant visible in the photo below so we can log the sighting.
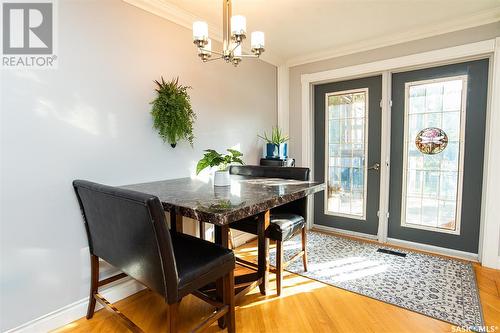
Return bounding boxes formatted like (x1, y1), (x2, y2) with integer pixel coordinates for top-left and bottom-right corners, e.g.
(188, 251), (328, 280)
(150, 77), (196, 148)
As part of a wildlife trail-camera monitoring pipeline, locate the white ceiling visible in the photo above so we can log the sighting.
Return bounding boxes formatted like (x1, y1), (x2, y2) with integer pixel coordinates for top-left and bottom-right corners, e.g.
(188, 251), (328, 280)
(137, 0), (500, 65)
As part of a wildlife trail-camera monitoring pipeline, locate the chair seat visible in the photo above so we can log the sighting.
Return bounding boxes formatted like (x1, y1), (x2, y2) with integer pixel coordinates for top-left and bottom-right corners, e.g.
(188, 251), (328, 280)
(230, 213), (305, 241)
(266, 213), (305, 241)
(171, 232), (235, 296)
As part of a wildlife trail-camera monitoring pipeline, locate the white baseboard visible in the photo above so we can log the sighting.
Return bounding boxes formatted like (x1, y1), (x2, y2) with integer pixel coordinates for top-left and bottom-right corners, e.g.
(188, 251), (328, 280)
(387, 237), (479, 262)
(312, 224), (379, 240)
(4, 278), (145, 333)
(311, 224), (479, 262)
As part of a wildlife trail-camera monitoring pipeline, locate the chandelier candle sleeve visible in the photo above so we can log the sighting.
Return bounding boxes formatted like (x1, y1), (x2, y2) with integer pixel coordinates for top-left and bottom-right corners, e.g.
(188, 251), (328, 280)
(198, 39), (212, 61)
(232, 44), (242, 65)
(199, 39), (211, 53)
(230, 15), (247, 36)
(233, 44), (242, 58)
(251, 31), (265, 49)
(192, 21), (208, 42)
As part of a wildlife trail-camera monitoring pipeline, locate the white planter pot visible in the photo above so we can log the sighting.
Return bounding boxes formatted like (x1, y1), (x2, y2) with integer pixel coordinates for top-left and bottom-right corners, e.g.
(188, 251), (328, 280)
(214, 170), (231, 187)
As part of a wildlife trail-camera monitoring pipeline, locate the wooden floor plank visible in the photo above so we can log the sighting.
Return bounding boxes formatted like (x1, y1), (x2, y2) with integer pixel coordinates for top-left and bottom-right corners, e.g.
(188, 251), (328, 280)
(53, 240), (500, 333)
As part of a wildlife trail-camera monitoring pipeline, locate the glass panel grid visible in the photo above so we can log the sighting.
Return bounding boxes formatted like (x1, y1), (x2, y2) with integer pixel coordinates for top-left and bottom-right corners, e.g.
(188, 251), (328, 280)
(401, 76), (466, 234)
(325, 89), (368, 219)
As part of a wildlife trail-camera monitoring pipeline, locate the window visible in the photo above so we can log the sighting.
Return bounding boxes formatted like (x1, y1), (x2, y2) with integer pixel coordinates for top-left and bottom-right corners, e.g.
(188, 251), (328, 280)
(325, 89), (368, 220)
(401, 76), (467, 234)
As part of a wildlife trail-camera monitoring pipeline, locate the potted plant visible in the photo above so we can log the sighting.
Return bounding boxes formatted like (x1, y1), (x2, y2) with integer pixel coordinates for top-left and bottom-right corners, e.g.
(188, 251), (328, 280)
(258, 126), (289, 159)
(196, 149), (244, 186)
(151, 77), (196, 148)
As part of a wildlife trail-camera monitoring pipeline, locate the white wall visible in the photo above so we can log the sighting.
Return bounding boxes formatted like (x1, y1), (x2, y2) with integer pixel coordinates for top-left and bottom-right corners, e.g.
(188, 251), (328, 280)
(0, 0), (276, 331)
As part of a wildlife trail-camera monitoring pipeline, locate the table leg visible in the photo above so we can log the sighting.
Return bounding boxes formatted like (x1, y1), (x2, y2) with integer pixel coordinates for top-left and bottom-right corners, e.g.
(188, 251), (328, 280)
(257, 210), (270, 295)
(214, 225), (230, 329)
(169, 210), (183, 233)
(199, 221), (205, 240)
(214, 225), (229, 247)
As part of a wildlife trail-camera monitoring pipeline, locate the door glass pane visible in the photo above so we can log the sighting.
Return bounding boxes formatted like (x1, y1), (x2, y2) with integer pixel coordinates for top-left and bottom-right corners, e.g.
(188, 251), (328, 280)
(401, 76), (466, 233)
(326, 89), (368, 219)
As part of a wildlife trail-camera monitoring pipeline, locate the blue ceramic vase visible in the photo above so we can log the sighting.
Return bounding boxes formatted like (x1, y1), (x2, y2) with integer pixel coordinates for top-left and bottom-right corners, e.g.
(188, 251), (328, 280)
(266, 143), (288, 159)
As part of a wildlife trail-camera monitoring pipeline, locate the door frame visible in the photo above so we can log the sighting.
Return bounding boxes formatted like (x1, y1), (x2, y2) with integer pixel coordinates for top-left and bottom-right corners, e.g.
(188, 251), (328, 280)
(300, 38), (499, 266)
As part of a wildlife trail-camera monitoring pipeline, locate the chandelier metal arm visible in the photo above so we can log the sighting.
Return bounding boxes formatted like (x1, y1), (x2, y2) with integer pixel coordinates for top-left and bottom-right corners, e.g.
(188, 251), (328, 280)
(199, 48), (224, 56)
(223, 0), (231, 52)
(203, 56), (224, 62)
(230, 41), (240, 53)
(240, 54), (259, 58)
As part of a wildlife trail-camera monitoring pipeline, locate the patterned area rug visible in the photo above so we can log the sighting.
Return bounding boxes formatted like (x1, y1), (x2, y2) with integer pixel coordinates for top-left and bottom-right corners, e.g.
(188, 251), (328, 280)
(269, 231), (484, 330)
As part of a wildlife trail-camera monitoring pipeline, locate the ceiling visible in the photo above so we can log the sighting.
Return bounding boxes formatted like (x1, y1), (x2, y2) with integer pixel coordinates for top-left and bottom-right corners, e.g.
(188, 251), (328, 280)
(136, 0), (500, 65)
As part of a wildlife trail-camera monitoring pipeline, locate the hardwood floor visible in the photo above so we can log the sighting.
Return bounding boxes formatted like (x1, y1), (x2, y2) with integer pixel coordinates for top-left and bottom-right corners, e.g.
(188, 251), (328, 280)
(54, 239), (500, 333)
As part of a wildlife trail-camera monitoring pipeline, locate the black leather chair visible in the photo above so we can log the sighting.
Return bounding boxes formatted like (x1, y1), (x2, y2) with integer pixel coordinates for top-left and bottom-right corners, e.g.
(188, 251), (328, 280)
(73, 180), (235, 333)
(228, 165), (309, 296)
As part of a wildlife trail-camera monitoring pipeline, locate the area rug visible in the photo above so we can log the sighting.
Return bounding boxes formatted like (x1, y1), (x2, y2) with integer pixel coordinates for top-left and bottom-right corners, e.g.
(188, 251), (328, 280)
(269, 231), (484, 330)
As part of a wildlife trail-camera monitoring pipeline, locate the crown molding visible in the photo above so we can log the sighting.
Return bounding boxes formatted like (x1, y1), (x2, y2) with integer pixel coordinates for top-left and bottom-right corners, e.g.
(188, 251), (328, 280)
(122, 0), (498, 68)
(122, 0), (283, 66)
(286, 7), (500, 68)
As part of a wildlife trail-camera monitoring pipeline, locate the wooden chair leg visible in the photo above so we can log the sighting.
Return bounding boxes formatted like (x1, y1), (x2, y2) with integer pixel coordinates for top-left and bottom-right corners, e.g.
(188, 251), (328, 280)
(301, 227), (308, 272)
(217, 276), (227, 329)
(87, 254), (99, 319)
(276, 240), (284, 296)
(223, 270), (235, 333)
(228, 229), (235, 249)
(167, 302), (178, 333)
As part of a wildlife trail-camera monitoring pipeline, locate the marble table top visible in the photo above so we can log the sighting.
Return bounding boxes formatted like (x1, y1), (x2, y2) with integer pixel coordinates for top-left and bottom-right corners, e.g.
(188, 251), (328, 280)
(121, 175), (325, 226)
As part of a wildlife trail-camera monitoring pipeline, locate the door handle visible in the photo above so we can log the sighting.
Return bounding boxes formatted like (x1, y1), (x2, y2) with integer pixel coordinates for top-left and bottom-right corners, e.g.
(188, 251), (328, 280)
(368, 162), (380, 171)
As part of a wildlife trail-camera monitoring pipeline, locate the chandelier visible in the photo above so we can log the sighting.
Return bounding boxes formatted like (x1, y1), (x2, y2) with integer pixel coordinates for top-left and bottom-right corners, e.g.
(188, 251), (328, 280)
(192, 0), (265, 66)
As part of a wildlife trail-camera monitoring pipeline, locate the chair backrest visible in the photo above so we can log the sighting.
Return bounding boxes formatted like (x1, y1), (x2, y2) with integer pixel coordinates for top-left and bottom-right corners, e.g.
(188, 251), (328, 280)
(229, 165), (310, 218)
(229, 165), (310, 181)
(73, 180), (178, 302)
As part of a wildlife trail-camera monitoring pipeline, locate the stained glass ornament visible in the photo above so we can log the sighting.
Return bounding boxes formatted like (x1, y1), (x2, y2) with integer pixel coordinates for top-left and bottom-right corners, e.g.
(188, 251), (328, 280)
(415, 127), (448, 155)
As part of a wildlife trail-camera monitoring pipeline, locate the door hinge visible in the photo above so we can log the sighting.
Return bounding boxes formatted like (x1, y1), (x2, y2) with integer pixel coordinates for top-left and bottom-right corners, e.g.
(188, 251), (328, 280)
(377, 211), (390, 219)
(380, 99), (393, 108)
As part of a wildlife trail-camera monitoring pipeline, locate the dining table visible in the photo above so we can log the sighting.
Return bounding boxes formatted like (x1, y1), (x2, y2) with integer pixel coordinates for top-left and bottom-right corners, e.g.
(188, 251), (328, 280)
(121, 174), (324, 303)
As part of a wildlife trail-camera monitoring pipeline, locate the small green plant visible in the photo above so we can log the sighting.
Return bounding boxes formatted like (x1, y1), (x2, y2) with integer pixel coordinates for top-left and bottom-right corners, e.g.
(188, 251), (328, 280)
(151, 77), (196, 148)
(258, 126), (289, 144)
(196, 149), (244, 175)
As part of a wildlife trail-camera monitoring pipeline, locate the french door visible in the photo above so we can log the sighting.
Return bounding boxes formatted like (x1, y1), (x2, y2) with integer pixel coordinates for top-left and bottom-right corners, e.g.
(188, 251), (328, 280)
(312, 60), (489, 254)
(313, 76), (382, 236)
(388, 59), (489, 253)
